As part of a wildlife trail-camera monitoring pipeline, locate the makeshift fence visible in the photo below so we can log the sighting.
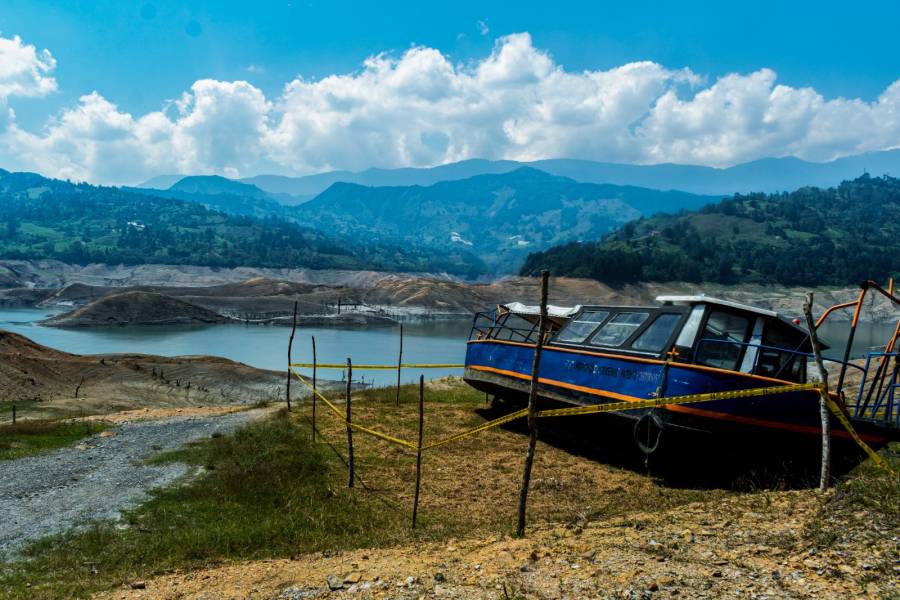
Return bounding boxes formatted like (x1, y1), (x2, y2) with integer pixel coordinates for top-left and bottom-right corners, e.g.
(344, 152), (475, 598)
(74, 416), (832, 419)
(287, 359), (892, 532)
(283, 277), (896, 534)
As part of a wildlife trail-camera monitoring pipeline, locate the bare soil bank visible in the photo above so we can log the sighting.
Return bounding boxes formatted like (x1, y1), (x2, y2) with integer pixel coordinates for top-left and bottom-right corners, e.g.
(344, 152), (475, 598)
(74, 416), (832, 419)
(42, 291), (232, 327)
(0, 260), (894, 323)
(0, 330), (287, 422)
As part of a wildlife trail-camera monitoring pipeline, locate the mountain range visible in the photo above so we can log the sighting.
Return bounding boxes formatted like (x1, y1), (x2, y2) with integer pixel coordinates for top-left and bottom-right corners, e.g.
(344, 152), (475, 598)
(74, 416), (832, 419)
(521, 173), (900, 286)
(138, 149), (900, 200)
(9, 147), (900, 280)
(136, 167), (718, 272)
(291, 168), (717, 271)
(0, 169), (483, 274)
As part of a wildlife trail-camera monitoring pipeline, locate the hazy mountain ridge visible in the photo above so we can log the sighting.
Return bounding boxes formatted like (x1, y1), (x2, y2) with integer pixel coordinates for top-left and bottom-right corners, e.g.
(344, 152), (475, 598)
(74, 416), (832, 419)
(137, 149), (900, 199)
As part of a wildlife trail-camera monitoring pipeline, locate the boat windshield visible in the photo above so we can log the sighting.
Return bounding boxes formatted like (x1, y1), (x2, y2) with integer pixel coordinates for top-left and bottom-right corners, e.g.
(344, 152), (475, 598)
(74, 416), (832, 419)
(632, 313), (681, 352)
(555, 310), (609, 343)
(589, 312), (649, 347)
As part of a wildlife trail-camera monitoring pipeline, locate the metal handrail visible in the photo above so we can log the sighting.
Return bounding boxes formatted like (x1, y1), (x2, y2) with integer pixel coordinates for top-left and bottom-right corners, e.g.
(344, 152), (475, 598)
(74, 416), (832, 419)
(692, 338), (867, 376)
(469, 311), (541, 343)
(854, 352), (900, 425)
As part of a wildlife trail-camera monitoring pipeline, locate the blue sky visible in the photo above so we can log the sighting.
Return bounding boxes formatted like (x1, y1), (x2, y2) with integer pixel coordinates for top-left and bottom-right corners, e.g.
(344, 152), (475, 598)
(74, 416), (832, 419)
(0, 1), (898, 183)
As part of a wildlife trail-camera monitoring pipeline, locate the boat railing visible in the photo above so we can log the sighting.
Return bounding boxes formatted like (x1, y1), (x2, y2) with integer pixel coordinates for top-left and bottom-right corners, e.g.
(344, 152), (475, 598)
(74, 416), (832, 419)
(693, 338), (898, 427)
(692, 337), (866, 379)
(852, 352), (900, 427)
(469, 310), (543, 344)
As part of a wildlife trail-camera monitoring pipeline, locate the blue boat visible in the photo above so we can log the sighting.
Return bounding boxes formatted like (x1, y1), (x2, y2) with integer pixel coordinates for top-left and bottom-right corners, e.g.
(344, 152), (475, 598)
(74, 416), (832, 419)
(464, 292), (900, 465)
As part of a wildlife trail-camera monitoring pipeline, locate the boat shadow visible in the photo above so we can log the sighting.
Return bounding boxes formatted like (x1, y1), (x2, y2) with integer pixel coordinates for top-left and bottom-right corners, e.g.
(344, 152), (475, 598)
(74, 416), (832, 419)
(475, 403), (839, 492)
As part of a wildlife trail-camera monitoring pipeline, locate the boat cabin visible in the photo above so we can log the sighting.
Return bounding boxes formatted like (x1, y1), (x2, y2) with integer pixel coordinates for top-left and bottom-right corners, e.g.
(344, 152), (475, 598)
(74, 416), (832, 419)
(549, 296), (817, 382)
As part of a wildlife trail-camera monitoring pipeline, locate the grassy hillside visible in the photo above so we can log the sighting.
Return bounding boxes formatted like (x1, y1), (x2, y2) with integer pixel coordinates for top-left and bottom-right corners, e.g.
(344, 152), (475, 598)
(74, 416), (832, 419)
(521, 174), (900, 286)
(0, 170), (484, 274)
(294, 167), (716, 272)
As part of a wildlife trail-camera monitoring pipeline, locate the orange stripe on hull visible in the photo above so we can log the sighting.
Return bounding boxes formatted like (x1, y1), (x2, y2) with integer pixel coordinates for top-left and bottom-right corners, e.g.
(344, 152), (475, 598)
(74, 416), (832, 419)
(466, 364), (887, 444)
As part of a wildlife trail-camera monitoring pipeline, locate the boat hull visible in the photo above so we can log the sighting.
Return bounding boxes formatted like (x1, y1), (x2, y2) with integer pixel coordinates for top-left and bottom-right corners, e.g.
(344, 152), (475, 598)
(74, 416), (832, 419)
(464, 340), (896, 455)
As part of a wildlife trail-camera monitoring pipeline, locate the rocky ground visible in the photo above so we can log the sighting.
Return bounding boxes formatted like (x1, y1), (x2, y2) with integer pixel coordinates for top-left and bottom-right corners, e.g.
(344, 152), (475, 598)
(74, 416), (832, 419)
(0, 408), (272, 557)
(95, 486), (898, 600)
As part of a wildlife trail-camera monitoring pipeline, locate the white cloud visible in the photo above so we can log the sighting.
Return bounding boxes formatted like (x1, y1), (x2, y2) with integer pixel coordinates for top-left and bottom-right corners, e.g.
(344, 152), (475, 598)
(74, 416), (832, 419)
(477, 20), (489, 36)
(2, 31), (900, 184)
(0, 35), (57, 101)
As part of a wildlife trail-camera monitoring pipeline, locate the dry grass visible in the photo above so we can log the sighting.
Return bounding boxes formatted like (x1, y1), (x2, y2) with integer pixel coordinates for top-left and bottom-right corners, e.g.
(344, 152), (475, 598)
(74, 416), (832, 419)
(299, 377), (727, 537)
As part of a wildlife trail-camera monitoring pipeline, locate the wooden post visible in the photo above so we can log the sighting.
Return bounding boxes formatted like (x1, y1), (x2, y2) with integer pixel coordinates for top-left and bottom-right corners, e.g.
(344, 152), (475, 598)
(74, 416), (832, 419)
(12, 404), (15, 425)
(803, 292), (831, 491)
(396, 324), (404, 406)
(412, 374), (425, 529)
(311, 335), (317, 442)
(517, 270), (549, 537)
(346, 357), (355, 488)
(286, 301), (298, 411)
(75, 376), (84, 399)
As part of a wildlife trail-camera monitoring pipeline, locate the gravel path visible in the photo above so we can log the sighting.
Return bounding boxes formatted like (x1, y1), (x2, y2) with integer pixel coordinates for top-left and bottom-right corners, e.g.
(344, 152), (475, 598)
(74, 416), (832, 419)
(0, 409), (268, 557)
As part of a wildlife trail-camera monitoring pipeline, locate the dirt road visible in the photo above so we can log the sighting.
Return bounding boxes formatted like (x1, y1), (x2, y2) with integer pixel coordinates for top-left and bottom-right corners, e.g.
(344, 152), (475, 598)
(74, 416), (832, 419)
(0, 408), (269, 557)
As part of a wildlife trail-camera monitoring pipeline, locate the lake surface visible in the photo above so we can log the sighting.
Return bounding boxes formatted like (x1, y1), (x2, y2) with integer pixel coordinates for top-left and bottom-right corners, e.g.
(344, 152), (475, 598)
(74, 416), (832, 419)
(0, 308), (894, 388)
(0, 308), (472, 387)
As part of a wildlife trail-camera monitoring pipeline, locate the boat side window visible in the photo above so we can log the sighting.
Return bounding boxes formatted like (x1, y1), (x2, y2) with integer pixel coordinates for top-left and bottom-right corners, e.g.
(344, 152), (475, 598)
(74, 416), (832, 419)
(589, 312), (649, 347)
(555, 310), (609, 343)
(694, 310), (751, 370)
(632, 313), (681, 352)
(757, 321), (806, 382)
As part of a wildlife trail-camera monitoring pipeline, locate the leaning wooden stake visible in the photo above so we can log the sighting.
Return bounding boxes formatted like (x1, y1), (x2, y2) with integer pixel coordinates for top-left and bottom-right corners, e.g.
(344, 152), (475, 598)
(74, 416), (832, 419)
(396, 324), (404, 406)
(517, 270), (549, 537)
(12, 404), (16, 425)
(311, 335), (317, 442)
(803, 292), (831, 491)
(346, 357), (355, 488)
(412, 374), (425, 529)
(286, 301), (298, 411)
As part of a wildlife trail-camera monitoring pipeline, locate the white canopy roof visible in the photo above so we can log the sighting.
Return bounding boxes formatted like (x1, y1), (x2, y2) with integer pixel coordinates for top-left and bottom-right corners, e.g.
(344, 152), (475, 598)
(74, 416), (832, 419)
(501, 302), (582, 319)
(655, 295), (778, 318)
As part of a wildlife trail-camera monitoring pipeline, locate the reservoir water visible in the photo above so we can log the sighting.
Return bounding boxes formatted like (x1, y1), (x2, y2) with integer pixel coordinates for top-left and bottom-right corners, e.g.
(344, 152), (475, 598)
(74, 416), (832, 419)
(0, 308), (894, 388)
(0, 308), (472, 387)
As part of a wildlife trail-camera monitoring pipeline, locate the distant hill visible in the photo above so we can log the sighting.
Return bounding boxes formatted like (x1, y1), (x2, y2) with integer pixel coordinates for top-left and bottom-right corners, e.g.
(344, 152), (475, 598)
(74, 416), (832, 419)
(241, 159), (521, 200)
(136, 174), (185, 190)
(231, 150), (900, 198)
(125, 184), (289, 220)
(0, 170), (484, 275)
(521, 174), (900, 286)
(168, 175), (272, 199)
(292, 167), (717, 272)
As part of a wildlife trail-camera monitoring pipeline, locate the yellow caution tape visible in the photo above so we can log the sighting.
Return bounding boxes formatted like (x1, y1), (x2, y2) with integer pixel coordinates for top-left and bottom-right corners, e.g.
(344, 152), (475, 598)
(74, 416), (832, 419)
(290, 366), (419, 450)
(289, 367), (894, 472)
(420, 408), (529, 451)
(824, 395), (896, 474)
(537, 384), (824, 418)
(290, 363), (464, 370)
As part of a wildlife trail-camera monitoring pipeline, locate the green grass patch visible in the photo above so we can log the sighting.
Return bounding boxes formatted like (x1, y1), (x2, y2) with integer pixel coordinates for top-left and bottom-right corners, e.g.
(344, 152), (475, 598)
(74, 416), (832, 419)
(0, 409), (410, 599)
(0, 420), (107, 461)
